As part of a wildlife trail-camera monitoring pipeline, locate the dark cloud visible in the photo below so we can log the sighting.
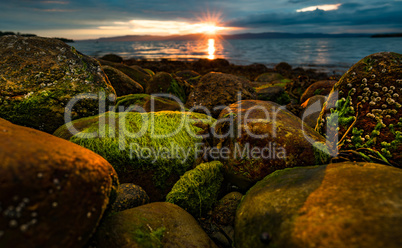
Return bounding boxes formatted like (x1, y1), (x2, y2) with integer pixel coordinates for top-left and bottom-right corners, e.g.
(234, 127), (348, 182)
(0, 0), (401, 36)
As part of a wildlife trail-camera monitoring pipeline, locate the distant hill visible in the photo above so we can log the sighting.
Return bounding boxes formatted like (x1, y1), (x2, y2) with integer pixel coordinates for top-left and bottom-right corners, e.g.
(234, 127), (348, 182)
(81, 32), (372, 42)
(0, 31), (74, 43)
(371, 33), (402, 38)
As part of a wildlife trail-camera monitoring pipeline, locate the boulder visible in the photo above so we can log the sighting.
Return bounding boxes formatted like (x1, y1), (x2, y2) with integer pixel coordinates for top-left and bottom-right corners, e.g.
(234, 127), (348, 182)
(254, 72), (285, 83)
(111, 183), (149, 212)
(98, 59), (151, 88)
(166, 161), (224, 217)
(213, 100), (327, 190)
(53, 111), (216, 201)
(256, 86), (291, 105)
(102, 65), (144, 96)
(0, 35), (115, 133)
(235, 162), (402, 248)
(100, 54), (123, 63)
(94, 202), (218, 248)
(145, 72), (188, 104)
(316, 52), (402, 166)
(274, 62), (292, 74)
(300, 80), (336, 103)
(0, 118), (118, 248)
(186, 72), (257, 118)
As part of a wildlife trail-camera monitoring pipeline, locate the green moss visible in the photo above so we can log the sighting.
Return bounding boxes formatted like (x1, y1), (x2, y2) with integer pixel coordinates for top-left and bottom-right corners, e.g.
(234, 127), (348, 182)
(131, 226), (165, 248)
(166, 161), (224, 217)
(313, 142), (332, 164)
(143, 68), (155, 76)
(167, 78), (186, 103)
(68, 111), (215, 189)
(313, 89), (323, 95)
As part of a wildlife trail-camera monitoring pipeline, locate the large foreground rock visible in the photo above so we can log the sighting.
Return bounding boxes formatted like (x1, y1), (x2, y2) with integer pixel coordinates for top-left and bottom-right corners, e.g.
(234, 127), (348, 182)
(213, 100), (327, 189)
(94, 202), (218, 248)
(186, 72), (257, 117)
(0, 118), (118, 248)
(0, 35), (115, 133)
(235, 162), (402, 248)
(54, 111), (215, 201)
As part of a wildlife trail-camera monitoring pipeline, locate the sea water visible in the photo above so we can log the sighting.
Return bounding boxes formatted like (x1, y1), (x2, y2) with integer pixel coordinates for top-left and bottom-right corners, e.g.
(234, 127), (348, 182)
(71, 37), (402, 74)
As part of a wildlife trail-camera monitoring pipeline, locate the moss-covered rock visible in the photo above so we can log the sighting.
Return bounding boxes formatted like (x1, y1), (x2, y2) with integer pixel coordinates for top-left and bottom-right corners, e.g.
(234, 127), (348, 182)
(93, 202), (218, 248)
(113, 93), (185, 113)
(0, 35), (115, 133)
(213, 100), (327, 190)
(102, 65), (144, 96)
(235, 162), (402, 248)
(186, 72), (257, 118)
(166, 161), (224, 217)
(256, 86), (291, 105)
(316, 52), (402, 166)
(145, 72), (188, 104)
(98, 59), (151, 88)
(111, 183), (149, 212)
(300, 80), (336, 103)
(53, 111), (216, 201)
(100, 53), (123, 63)
(0, 118), (118, 248)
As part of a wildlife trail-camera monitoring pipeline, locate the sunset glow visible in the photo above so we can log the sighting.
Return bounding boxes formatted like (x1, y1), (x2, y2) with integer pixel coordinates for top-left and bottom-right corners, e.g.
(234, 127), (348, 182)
(297, 4), (342, 12)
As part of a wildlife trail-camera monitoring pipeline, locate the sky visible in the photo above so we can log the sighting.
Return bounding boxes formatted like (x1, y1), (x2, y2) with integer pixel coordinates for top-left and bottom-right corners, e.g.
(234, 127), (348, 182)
(0, 0), (401, 39)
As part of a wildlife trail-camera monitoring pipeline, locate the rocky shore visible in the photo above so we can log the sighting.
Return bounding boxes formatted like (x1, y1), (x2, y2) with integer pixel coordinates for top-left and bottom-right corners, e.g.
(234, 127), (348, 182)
(0, 35), (401, 248)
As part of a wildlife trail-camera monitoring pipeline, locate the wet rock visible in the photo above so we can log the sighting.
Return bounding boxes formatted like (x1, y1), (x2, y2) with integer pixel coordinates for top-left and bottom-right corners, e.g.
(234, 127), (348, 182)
(300, 80), (336, 103)
(94, 202), (218, 248)
(102, 65), (144, 96)
(274, 62), (292, 75)
(111, 183), (149, 212)
(235, 162), (402, 248)
(186, 72), (257, 118)
(300, 95), (327, 128)
(166, 161), (224, 217)
(100, 54), (123, 63)
(316, 52), (402, 166)
(54, 111), (215, 201)
(145, 72), (188, 103)
(0, 35), (115, 133)
(213, 100), (327, 190)
(0, 118), (118, 248)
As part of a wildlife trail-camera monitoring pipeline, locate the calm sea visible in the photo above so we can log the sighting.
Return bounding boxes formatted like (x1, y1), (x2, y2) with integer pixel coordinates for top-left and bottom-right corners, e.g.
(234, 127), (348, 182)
(71, 37), (402, 74)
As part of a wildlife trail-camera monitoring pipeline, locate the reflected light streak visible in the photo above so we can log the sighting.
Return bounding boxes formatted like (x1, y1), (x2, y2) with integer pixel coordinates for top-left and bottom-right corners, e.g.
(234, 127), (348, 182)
(208, 38), (215, 60)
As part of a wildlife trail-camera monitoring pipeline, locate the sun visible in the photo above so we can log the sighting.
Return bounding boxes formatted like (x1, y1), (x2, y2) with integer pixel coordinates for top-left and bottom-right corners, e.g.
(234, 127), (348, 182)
(198, 23), (221, 35)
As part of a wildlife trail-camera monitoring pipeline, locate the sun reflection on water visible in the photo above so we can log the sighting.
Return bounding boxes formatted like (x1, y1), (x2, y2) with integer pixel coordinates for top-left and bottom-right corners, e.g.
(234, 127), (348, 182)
(208, 38), (215, 60)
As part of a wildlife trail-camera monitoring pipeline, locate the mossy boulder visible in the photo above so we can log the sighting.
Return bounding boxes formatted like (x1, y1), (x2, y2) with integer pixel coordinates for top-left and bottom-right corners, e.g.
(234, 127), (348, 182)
(186, 72), (257, 118)
(213, 100), (327, 190)
(316, 52), (402, 166)
(94, 202), (218, 248)
(256, 86), (291, 105)
(300, 80), (336, 103)
(0, 35), (115, 133)
(114, 93), (185, 113)
(98, 59), (151, 88)
(235, 162), (402, 248)
(102, 65), (144, 96)
(145, 72), (188, 104)
(111, 183), (149, 212)
(166, 161), (224, 217)
(0, 118), (118, 248)
(53, 111), (216, 201)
